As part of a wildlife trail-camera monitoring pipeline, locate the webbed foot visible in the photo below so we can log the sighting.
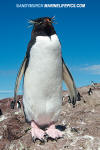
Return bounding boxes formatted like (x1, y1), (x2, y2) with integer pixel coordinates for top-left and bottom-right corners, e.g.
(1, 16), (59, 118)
(31, 121), (45, 142)
(45, 124), (63, 139)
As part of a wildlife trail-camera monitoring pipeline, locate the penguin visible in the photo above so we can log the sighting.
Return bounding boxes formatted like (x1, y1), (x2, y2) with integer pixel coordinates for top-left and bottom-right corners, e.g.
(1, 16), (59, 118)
(10, 100), (15, 109)
(12, 17), (78, 141)
(68, 96), (71, 103)
(0, 109), (2, 116)
(62, 96), (65, 101)
(88, 88), (93, 95)
(17, 100), (21, 109)
(77, 92), (81, 101)
(91, 81), (96, 89)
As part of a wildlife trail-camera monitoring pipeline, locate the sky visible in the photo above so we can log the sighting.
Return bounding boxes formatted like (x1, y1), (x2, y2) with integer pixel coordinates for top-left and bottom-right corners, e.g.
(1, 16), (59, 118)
(0, 0), (100, 99)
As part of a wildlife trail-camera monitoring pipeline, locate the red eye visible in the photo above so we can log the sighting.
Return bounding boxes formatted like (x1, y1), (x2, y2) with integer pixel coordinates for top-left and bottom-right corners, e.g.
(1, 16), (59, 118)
(45, 18), (51, 22)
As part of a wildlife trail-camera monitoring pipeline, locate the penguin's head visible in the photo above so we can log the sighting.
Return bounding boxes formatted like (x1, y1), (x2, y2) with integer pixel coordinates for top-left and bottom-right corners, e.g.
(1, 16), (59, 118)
(28, 17), (56, 36)
(28, 17), (55, 30)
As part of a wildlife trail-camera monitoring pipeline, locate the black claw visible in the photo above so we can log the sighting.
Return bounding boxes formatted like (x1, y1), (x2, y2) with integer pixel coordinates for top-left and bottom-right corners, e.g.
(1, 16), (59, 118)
(72, 97), (76, 106)
(45, 134), (49, 138)
(44, 134), (49, 142)
(68, 96), (76, 106)
(32, 137), (45, 143)
(73, 104), (75, 108)
(44, 133), (62, 142)
(40, 138), (45, 143)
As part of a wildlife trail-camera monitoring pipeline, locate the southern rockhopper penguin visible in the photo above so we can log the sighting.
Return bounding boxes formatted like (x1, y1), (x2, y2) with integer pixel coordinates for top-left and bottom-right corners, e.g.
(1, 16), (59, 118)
(12, 17), (79, 141)
(17, 100), (21, 109)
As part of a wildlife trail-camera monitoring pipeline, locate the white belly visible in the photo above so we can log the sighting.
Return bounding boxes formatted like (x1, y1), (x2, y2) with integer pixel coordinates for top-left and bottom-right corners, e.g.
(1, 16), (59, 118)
(23, 34), (62, 126)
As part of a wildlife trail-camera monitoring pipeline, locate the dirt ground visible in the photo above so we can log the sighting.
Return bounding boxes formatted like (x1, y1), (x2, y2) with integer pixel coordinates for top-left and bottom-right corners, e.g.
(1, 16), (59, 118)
(0, 84), (100, 150)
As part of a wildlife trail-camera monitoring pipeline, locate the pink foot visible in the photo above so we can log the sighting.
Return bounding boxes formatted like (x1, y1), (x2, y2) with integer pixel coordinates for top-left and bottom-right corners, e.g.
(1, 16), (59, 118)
(46, 124), (63, 139)
(31, 121), (45, 141)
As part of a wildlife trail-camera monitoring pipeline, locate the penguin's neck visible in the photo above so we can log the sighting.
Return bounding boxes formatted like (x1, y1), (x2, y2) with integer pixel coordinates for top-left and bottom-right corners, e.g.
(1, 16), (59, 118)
(31, 25), (56, 37)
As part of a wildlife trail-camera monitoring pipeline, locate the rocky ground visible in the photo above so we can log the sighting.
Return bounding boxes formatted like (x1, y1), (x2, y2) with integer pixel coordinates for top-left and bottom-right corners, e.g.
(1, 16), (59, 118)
(0, 84), (100, 150)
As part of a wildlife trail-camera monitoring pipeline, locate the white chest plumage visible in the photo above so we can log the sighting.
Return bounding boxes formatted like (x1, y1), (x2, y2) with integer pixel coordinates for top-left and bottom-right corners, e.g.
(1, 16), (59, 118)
(23, 34), (62, 126)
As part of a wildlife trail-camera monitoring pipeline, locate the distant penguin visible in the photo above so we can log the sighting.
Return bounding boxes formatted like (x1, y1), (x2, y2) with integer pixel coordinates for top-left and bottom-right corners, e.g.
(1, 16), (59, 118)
(68, 96), (71, 103)
(77, 92), (82, 101)
(88, 88), (93, 95)
(12, 17), (79, 141)
(10, 101), (15, 109)
(91, 81), (95, 88)
(62, 96), (65, 101)
(0, 109), (2, 116)
(17, 100), (21, 109)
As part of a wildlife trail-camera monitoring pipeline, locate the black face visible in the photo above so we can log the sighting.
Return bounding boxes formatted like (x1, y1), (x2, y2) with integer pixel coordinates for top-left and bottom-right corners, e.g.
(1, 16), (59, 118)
(33, 17), (52, 27)
(30, 17), (56, 36)
(35, 17), (51, 23)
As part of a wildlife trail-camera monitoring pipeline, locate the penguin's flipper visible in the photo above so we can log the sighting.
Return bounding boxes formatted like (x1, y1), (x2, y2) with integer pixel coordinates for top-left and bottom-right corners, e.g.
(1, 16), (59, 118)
(62, 58), (78, 106)
(11, 56), (27, 109)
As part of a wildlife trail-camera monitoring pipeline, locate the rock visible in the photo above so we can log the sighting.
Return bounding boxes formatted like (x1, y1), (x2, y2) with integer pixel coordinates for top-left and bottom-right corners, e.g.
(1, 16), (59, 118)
(0, 84), (100, 149)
